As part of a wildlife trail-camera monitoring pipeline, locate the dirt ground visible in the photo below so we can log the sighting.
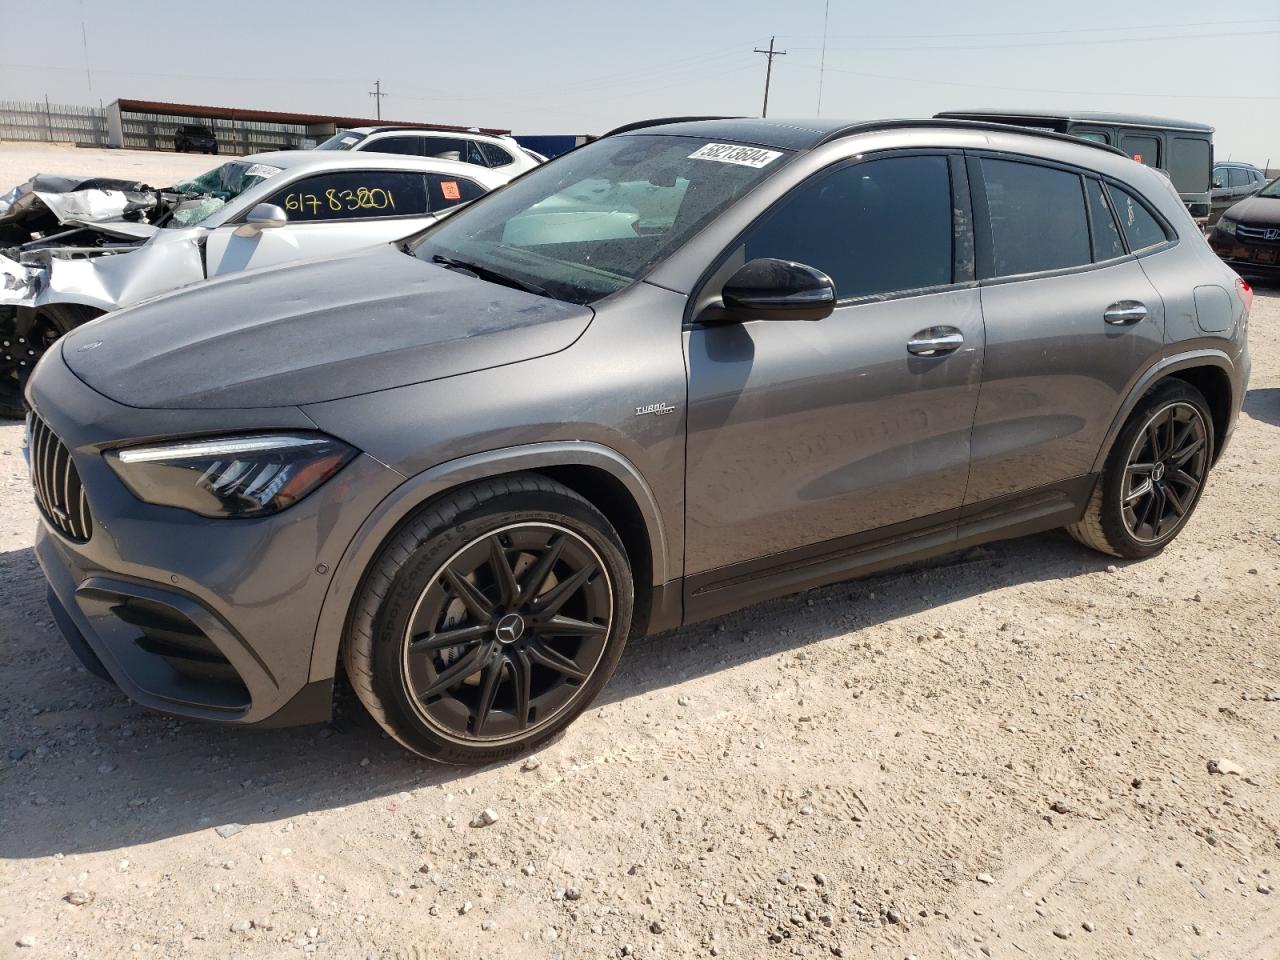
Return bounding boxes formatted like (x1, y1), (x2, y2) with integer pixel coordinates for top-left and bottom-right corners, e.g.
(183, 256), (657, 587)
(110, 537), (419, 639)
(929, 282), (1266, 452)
(1, 144), (1278, 960)
(0, 143), (223, 193)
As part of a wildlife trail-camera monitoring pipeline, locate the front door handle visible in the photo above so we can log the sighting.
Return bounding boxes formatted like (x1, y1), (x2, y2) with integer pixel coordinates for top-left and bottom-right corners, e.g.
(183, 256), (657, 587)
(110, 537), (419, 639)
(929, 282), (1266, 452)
(907, 326), (964, 357)
(1103, 300), (1148, 325)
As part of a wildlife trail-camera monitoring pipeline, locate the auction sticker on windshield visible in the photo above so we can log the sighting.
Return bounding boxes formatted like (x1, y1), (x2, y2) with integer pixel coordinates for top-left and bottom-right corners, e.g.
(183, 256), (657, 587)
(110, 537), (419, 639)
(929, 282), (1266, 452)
(244, 163), (283, 179)
(688, 143), (783, 168)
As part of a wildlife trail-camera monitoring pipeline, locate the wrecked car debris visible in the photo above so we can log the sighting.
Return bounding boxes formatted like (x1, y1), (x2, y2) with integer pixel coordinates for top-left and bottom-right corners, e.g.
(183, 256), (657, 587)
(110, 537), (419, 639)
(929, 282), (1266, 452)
(0, 151), (510, 418)
(0, 174), (162, 246)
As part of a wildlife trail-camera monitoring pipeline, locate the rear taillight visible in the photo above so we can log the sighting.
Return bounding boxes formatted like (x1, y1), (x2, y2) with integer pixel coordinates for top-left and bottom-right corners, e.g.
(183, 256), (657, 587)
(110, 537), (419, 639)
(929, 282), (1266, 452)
(1236, 277), (1253, 317)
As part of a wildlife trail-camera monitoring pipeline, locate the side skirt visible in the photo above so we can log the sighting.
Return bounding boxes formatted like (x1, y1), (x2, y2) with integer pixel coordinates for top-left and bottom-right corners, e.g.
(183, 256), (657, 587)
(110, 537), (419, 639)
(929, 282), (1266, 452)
(679, 475), (1096, 627)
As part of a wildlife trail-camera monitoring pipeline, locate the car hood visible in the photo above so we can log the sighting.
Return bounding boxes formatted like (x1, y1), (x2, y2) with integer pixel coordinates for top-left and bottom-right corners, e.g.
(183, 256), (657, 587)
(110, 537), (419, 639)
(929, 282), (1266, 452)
(61, 243), (594, 409)
(1225, 194), (1280, 226)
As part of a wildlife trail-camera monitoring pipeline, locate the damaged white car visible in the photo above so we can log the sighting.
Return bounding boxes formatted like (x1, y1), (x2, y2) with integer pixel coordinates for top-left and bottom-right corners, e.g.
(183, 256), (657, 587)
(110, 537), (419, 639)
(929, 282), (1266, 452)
(1, 151), (511, 417)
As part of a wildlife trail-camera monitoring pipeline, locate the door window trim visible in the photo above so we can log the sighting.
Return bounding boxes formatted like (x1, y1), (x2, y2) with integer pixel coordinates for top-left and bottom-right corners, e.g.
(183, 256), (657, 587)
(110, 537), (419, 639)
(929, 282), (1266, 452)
(965, 148), (1177, 287)
(687, 147), (976, 326)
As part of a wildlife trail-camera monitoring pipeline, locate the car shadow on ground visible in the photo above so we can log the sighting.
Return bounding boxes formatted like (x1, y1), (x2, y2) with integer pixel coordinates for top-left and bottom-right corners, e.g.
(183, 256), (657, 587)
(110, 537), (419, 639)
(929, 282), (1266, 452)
(1244, 387), (1280, 428)
(0, 527), (1116, 859)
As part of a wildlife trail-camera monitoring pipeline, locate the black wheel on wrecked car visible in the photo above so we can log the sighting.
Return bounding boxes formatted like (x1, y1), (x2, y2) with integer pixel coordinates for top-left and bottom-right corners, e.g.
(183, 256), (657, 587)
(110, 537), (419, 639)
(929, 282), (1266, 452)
(0, 304), (102, 420)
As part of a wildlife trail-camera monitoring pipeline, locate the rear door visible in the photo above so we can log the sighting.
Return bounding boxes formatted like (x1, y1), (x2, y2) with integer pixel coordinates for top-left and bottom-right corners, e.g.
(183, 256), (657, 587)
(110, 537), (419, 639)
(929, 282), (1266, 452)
(683, 152), (984, 585)
(204, 169), (482, 276)
(964, 154), (1167, 507)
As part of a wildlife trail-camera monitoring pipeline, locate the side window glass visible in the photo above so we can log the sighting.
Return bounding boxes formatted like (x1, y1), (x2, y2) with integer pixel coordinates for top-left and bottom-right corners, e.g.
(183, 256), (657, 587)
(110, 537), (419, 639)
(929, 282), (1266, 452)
(1074, 131), (1110, 145)
(738, 155), (953, 300)
(267, 171), (429, 221)
(1121, 135), (1160, 168)
(369, 136), (422, 156)
(466, 140), (488, 167)
(426, 174), (486, 210)
(1168, 137), (1211, 193)
(477, 142), (514, 167)
(1086, 178), (1126, 261)
(980, 158), (1090, 276)
(421, 137), (466, 162)
(1105, 184), (1169, 251)
(1212, 167), (1228, 188)
(1229, 168), (1250, 188)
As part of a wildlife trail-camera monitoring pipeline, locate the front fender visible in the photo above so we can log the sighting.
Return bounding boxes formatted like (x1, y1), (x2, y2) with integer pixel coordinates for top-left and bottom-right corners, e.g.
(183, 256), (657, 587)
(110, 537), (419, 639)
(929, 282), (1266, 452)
(306, 440), (670, 684)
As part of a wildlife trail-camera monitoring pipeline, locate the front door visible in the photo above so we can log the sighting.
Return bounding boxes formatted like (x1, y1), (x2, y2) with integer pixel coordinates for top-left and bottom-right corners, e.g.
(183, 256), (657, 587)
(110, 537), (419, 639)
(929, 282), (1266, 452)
(204, 170), (481, 277)
(683, 153), (985, 592)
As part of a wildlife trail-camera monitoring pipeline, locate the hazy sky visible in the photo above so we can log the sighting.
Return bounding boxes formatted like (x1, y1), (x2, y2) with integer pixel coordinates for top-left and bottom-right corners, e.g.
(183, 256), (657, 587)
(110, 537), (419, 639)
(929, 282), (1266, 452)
(4, 0), (1278, 162)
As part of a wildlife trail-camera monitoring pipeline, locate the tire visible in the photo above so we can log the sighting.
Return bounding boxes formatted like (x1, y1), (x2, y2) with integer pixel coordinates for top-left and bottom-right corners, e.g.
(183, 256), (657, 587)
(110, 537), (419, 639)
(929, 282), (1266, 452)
(1068, 379), (1215, 559)
(0, 304), (101, 420)
(344, 473), (634, 764)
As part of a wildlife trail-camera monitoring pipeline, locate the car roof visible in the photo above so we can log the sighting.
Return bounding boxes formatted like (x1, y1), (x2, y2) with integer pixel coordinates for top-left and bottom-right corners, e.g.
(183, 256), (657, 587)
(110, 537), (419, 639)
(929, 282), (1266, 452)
(235, 150), (505, 183)
(345, 126), (509, 140)
(936, 109), (1213, 133)
(611, 116), (1127, 159)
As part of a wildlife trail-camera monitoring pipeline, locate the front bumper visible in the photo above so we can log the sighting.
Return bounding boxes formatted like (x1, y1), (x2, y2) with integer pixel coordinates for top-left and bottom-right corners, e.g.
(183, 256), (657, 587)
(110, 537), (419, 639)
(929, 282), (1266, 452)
(26, 348), (404, 725)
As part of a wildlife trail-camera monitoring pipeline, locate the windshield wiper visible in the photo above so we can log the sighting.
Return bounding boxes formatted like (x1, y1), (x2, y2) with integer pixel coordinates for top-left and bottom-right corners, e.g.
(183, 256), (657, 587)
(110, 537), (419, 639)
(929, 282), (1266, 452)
(430, 254), (547, 298)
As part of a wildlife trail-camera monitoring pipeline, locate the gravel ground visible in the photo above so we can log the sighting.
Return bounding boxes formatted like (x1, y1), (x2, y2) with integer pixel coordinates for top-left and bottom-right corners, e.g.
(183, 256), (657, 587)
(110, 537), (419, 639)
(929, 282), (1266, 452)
(1, 144), (1278, 959)
(0, 143), (222, 192)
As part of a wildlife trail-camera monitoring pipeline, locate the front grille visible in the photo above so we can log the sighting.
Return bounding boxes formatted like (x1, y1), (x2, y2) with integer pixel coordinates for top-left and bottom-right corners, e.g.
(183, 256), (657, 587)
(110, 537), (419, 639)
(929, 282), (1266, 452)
(1237, 224), (1280, 244)
(26, 412), (93, 542)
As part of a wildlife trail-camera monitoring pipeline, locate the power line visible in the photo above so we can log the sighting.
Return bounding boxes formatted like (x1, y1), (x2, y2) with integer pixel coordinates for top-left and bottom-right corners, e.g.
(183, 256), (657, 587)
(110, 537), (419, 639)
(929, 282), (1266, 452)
(753, 36), (787, 118)
(816, 0), (830, 116)
(368, 79), (386, 121)
(784, 28), (1280, 53)
(777, 17), (1280, 42)
(794, 59), (1280, 101)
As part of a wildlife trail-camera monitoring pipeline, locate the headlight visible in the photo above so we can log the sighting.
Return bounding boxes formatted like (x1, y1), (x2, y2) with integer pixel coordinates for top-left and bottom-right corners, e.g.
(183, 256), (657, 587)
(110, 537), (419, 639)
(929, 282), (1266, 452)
(1217, 216), (1239, 236)
(106, 433), (356, 518)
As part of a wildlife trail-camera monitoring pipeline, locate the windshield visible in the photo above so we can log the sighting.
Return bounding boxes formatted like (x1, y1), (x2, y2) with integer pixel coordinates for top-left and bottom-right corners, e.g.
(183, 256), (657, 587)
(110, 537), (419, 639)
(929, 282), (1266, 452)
(1259, 177), (1280, 199)
(166, 161), (283, 227)
(315, 130), (367, 151)
(411, 134), (791, 304)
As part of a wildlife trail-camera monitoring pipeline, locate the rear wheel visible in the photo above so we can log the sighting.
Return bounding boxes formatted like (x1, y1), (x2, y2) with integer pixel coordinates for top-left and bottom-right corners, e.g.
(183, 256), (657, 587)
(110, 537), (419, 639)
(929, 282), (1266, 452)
(0, 305), (102, 420)
(344, 474), (634, 764)
(1068, 380), (1214, 558)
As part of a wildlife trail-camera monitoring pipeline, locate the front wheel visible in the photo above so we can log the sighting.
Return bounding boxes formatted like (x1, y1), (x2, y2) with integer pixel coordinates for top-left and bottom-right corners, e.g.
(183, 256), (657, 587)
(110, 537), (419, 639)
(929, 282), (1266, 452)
(1068, 379), (1214, 558)
(0, 305), (102, 420)
(344, 474), (634, 765)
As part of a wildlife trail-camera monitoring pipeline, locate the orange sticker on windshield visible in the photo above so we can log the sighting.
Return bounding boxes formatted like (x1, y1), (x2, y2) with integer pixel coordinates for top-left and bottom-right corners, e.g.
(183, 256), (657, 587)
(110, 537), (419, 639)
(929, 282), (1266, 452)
(440, 180), (461, 201)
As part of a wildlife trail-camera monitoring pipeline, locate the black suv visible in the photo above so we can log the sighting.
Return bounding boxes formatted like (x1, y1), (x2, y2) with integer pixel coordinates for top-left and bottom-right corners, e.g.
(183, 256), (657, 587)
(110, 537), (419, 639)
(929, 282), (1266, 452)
(174, 124), (217, 154)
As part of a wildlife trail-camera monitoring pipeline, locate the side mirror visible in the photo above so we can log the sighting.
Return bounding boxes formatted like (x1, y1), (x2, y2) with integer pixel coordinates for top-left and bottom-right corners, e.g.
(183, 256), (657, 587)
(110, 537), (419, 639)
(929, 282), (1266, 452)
(233, 203), (288, 237)
(720, 258), (836, 322)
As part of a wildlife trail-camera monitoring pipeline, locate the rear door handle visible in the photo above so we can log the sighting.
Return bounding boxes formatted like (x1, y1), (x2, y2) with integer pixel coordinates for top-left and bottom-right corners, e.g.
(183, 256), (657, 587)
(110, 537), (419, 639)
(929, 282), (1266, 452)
(1103, 300), (1148, 325)
(907, 326), (964, 356)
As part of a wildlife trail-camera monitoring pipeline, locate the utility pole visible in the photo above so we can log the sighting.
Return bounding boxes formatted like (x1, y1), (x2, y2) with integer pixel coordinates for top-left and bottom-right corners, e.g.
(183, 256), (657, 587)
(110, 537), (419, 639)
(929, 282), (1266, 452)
(369, 80), (386, 120)
(753, 37), (786, 118)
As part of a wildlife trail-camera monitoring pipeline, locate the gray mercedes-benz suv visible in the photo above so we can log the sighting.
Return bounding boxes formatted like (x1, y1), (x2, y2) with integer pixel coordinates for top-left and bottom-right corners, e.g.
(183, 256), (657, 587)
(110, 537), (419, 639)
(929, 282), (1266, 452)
(24, 118), (1252, 764)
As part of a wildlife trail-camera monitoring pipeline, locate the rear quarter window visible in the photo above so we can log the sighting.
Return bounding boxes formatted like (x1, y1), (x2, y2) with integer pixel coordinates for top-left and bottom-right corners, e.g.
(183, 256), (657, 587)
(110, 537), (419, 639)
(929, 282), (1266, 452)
(1106, 184), (1170, 252)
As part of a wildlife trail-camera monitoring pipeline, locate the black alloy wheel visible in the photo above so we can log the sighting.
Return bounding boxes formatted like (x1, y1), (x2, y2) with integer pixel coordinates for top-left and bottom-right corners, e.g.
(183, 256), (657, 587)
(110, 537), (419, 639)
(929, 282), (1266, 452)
(403, 522), (614, 742)
(344, 473), (634, 764)
(0, 313), (59, 420)
(1121, 401), (1210, 543)
(1067, 379), (1215, 559)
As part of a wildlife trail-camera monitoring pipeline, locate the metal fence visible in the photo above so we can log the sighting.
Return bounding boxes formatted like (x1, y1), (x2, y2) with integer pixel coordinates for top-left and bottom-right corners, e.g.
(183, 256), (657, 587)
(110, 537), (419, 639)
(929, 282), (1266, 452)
(0, 100), (108, 146)
(119, 111), (308, 154)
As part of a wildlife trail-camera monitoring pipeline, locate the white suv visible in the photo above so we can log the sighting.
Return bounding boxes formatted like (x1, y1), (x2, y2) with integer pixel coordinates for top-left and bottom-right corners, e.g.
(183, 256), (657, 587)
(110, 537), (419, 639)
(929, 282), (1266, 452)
(316, 126), (544, 176)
